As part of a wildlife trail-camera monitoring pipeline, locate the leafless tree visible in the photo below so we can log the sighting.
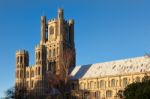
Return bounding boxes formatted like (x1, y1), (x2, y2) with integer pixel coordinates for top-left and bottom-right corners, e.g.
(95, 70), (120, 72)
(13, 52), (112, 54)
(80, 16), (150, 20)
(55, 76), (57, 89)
(59, 48), (75, 82)
(46, 48), (75, 99)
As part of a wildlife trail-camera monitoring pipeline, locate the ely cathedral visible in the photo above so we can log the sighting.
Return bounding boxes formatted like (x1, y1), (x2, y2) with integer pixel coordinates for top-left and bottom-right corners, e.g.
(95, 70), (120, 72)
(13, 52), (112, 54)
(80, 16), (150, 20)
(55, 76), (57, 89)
(15, 8), (75, 97)
(15, 8), (150, 99)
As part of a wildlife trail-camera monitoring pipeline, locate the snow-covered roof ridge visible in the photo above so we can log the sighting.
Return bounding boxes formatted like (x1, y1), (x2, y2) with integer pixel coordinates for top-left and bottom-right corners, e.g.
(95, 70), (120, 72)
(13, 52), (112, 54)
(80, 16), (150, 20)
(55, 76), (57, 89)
(70, 56), (150, 79)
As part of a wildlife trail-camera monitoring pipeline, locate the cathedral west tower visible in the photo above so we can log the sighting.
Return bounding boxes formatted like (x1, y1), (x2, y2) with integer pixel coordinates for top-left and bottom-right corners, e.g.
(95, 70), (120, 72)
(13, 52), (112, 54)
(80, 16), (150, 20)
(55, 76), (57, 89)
(15, 8), (75, 96)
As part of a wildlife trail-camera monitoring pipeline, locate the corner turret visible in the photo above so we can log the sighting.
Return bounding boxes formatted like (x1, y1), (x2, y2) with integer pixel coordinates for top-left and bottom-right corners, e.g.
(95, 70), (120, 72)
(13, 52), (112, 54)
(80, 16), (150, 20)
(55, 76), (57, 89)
(40, 16), (47, 44)
(16, 50), (29, 88)
(69, 19), (75, 46)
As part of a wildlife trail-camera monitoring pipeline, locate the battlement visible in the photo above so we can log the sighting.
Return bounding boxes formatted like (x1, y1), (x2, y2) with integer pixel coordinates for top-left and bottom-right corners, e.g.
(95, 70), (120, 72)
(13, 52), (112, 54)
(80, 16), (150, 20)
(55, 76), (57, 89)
(16, 49), (28, 55)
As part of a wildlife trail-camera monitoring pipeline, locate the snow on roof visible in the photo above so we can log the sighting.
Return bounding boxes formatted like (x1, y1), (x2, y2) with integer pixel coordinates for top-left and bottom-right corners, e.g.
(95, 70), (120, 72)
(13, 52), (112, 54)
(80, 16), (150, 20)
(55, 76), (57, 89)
(70, 56), (150, 79)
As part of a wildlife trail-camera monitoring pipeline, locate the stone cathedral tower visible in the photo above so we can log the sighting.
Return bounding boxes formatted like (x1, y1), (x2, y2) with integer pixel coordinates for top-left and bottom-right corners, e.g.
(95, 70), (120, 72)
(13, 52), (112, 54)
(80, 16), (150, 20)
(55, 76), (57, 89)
(15, 8), (75, 96)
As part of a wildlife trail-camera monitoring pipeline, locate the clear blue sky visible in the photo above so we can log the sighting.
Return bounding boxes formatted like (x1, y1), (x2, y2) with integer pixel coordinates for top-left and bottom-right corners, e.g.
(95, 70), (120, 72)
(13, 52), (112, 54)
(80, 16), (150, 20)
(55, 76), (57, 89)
(1, 0), (150, 97)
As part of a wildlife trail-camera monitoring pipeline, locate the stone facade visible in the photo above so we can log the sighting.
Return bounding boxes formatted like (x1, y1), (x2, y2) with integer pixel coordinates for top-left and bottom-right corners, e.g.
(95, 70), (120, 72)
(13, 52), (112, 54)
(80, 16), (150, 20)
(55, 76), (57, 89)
(15, 8), (75, 96)
(70, 56), (150, 99)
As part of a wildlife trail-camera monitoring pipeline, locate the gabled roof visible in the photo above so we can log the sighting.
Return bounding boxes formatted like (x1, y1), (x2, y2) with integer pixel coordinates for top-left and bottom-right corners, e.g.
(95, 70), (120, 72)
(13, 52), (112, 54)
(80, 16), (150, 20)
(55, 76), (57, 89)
(70, 56), (150, 80)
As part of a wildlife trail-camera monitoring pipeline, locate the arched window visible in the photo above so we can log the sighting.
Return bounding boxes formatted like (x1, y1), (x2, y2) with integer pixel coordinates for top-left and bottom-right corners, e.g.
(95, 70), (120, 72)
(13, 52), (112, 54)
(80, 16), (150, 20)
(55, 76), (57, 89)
(31, 80), (34, 88)
(90, 81), (94, 89)
(17, 56), (19, 63)
(111, 79), (116, 87)
(31, 70), (34, 77)
(49, 49), (51, 57)
(135, 77), (140, 82)
(38, 67), (41, 75)
(99, 80), (105, 88)
(106, 90), (112, 98)
(123, 78), (128, 87)
(53, 49), (56, 56)
(38, 52), (40, 59)
(26, 71), (29, 78)
(49, 26), (54, 35)
(95, 91), (100, 99)
(16, 71), (19, 78)
(80, 83), (85, 90)
(20, 56), (23, 64)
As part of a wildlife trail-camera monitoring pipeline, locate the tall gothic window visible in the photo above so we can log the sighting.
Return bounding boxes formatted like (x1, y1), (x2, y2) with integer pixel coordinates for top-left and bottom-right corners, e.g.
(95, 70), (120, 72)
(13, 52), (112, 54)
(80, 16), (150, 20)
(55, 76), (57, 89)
(49, 26), (54, 35)
(38, 67), (41, 75)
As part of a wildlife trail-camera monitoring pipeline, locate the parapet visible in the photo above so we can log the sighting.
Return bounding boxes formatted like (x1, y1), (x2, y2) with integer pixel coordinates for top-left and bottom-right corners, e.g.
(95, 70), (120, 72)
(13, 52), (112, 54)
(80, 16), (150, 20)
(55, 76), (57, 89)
(16, 49), (28, 55)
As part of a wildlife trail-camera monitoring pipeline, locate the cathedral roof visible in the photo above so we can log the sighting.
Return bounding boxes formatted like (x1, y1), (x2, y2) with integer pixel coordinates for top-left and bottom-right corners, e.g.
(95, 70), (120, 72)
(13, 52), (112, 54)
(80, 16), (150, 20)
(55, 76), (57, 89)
(70, 56), (150, 80)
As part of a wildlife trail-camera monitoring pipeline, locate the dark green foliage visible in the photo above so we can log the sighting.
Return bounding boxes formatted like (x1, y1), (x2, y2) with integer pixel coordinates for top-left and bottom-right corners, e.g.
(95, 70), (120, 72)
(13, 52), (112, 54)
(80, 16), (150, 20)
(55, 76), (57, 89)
(116, 90), (124, 99)
(5, 87), (15, 99)
(123, 82), (141, 99)
(117, 80), (150, 99)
